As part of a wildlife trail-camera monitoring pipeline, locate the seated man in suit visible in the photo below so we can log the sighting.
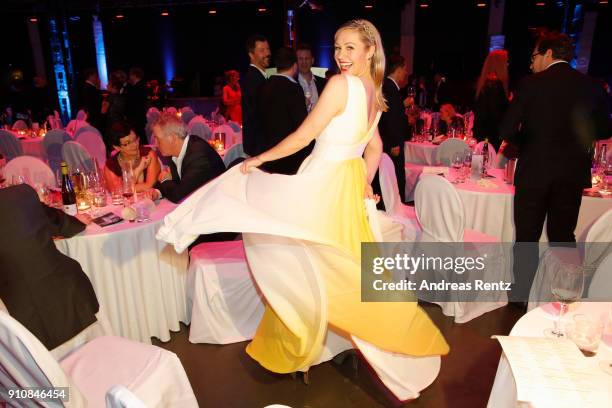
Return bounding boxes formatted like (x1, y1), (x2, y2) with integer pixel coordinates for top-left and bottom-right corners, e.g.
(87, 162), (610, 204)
(296, 43), (327, 111)
(153, 113), (226, 203)
(0, 184), (99, 350)
(258, 47), (312, 175)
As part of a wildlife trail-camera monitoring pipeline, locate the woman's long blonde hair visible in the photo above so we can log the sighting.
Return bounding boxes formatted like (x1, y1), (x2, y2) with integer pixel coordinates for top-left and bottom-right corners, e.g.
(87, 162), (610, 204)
(335, 19), (388, 112)
(476, 49), (509, 98)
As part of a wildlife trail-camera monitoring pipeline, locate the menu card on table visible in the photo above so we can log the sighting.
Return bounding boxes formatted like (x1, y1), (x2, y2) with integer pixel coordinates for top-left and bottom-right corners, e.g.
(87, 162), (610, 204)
(493, 336), (608, 408)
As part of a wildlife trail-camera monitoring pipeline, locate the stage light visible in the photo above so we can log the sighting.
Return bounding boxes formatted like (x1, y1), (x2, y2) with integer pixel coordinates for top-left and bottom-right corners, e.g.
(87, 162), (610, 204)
(209, 9), (217, 14)
(69, 16), (80, 22)
(161, 11), (170, 16)
(364, 4), (374, 9)
(599, 0), (608, 4)
(258, 7), (267, 12)
(476, 2), (487, 7)
(115, 14), (125, 19)
(535, 2), (546, 6)
(419, 2), (430, 8)
(29, 17), (38, 23)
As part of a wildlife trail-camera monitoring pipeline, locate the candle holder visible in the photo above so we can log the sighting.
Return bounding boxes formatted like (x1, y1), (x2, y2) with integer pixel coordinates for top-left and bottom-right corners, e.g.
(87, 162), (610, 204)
(76, 192), (91, 212)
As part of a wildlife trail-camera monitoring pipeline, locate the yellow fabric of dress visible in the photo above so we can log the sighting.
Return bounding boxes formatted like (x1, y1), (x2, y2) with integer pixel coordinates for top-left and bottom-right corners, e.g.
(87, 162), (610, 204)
(157, 74), (449, 396)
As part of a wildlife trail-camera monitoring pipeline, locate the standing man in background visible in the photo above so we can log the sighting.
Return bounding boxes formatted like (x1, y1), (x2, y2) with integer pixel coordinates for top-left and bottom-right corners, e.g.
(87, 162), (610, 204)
(296, 44), (327, 112)
(241, 34), (271, 156)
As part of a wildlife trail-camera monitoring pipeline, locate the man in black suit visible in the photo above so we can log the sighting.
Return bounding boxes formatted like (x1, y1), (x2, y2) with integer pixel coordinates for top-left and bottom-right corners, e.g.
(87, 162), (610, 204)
(296, 44), (327, 111)
(372, 54), (409, 208)
(258, 47), (311, 175)
(241, 34), (271, 157)
(499, 32), (610, 300)
(126, 67), (148, 142)
(0, 184), (99, 350)
(79, 68), (103, 131)
(153, 113), (225, 203)
(432, 72), (451, 111)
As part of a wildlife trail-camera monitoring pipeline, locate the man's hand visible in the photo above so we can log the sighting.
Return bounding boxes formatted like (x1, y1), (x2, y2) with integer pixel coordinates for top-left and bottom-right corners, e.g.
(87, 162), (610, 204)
(158, 167), (172, 183)
(390, 146), (400, 157)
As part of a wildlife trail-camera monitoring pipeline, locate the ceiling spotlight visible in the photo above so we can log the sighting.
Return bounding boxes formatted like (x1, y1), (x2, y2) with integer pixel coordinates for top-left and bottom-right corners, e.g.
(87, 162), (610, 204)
(161, 11), (170, 16)
(69, 16), (80, 22)
(209, 9), (217, 14)
(258, 7), (267, 12)
(599, 0), (608, 4)
(364, 4), (374, 9)
(535, 2), (546, 6)
(29, 17), (38, 23)
(476, 2), (487, 7)
(419, 3), (430, 8)
(115, 13), (125, 19)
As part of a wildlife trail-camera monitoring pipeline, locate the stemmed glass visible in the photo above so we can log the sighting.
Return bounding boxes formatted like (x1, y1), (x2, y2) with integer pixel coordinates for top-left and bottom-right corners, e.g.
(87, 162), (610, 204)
(544, 264), (584, 338)
(121, 166), (136, 207)
(462, 150), (472, 181)
(451, 152), (464, 183)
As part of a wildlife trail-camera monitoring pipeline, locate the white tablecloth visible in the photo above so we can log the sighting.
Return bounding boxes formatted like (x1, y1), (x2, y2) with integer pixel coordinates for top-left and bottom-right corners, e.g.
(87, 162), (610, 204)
(404, 141), (438, 165)
(54, 199), (189, 343)
(455, 169), (612, 241)
(488, 302), (612, 408)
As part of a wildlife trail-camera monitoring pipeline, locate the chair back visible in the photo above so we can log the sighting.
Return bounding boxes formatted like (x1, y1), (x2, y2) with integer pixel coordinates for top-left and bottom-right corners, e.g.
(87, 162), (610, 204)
(583, 208), (612, 274)
(474, 141), (498, 167)
(587, 252), (612, 300)
(189, 121), (213, 141)
(76, 128), (107, 168)
(43, 129), (71, 173)
(415, 174), (465, 242)
(223, 143), (247, 168)
(378, 153), (401, 215)
(228, 121), (241, 133)
(435, 138), (468, 166)
(3, 156), (55, 187)
(181, 110), (196, 125)
(11, 120), (28, 131)
(0, 130), (24, 160)
(105, 385), (147, 408)
(0, 311), (87, 407)
(62, 141), (95, 173)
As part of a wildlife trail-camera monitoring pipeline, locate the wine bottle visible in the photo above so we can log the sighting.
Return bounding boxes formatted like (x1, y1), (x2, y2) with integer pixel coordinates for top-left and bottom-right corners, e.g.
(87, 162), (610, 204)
(481, 138), (489, 176)
(60, 161), (77, 216)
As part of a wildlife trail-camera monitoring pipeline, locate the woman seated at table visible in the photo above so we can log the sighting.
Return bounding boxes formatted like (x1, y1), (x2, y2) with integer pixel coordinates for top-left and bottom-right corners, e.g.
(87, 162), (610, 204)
(438, 103), (464, 136)
(104, 120), (160, 193)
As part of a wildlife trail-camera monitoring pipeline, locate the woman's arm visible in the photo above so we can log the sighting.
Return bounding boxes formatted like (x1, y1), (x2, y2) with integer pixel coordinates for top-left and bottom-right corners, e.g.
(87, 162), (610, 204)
(103, 165), (121, 192)
(364, 128), (383, 185)
(242, 75), (348, 172)
(135, 151), (161, 192)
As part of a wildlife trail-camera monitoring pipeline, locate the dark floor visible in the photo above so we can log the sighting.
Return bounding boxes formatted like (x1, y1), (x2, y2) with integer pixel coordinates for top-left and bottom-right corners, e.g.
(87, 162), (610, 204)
(154, 303), (522, 408)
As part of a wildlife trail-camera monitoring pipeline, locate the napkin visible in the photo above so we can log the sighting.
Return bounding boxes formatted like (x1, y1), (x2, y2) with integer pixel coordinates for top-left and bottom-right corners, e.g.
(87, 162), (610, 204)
(422, 166), (449, 176)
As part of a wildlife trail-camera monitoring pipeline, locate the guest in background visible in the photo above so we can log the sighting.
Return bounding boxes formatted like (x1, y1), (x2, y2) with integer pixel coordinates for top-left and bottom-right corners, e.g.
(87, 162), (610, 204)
(473, 50), (509, 150)
(153, 113), (225, 203)
(102, 71), (129, 153)
(241, 34), (271, 156)
(432, 72), (451, 111)
(438, 103), (464, 136)
(296, 43), (327, 111)
(258, 47), (310, 175)
(79, 68), (103, 131)
(29, 76), (55, 125)
(103, 120), (160, 193)
(372, 54), (409, 207)
(0, 184), (99, 350)
(222, 70), (243, 124)
(126, 67), (148, 142)
(499, 31), (610, 301)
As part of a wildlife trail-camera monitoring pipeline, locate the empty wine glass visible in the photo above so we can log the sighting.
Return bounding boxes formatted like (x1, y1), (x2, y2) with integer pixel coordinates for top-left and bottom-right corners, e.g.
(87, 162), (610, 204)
(451, 152), (464, 183)
(462, 150), (472, 180)
(544, 263), (584, 338)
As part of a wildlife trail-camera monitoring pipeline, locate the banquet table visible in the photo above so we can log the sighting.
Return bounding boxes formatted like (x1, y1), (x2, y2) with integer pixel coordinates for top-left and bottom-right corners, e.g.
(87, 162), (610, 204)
(54, 199), (189, 344)
(487, 302), (612, 407)
(454, 169), (612, 242)
(20, 137), (46, 160)
(404, 141), (438, 165)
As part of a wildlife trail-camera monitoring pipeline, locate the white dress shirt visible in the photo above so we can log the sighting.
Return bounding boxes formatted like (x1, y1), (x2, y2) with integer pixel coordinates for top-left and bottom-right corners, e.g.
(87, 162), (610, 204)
(250, 64), (268, 79)
(298, 73), (319, 110)
(172, 135), (190, 179)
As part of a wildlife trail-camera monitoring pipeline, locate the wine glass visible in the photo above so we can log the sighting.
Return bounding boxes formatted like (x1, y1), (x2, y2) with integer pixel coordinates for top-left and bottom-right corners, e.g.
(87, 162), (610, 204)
(451, 152), (464, 183)
(462, 150), (472, 181)
(544, 263), (584, 338)
(121, 166), (136, 207)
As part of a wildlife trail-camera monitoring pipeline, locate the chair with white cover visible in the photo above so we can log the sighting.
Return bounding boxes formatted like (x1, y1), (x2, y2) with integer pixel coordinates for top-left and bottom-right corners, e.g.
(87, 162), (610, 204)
(404, 138), (468, 201)
(414, 175), (508, 322)
(181, 110), (196, 125)
(378, 153), (419, 240)
(474, 140), (497, 167)
(188, 121), (213, 141)
(11, 120), (28, 131)
(66, 110), (89, 137)
(3, 156), (55, 187)
(0, 129), (24, 160)
(165, 107), (178, 116)
(187, 240), (265, 344)
(62, 141), (95, 172)
(0, 312), (198, 407)
(105, 385), (147, 408)
(76, 127), (107, 168)
(223, 143), (248, 168)
(228, 121), (241, 133)
(43, 129), (71, 173)
(587, 251), (612, 300)
(528, 208), (612, 310)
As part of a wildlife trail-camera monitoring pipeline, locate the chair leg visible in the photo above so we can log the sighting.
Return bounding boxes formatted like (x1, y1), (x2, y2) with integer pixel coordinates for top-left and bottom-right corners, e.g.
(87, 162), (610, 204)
(332, 349), (359, 376)
(302, 370), (310, 385)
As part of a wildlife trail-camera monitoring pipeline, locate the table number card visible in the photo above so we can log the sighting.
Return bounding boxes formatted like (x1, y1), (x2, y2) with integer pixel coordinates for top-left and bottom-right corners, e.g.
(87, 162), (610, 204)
(493, 336), (608, 407)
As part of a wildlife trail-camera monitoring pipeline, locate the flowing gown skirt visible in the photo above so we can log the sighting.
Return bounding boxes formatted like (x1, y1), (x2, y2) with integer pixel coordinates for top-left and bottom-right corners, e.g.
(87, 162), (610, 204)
(157, 156), (449, 401)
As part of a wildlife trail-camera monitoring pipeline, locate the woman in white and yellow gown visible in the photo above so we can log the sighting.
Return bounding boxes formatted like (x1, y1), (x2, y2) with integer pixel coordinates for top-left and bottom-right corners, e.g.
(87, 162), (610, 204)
(157, 20), (449, 401)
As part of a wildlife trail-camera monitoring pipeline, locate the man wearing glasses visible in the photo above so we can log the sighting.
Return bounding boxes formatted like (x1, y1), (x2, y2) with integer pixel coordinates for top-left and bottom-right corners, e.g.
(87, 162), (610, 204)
(499, 31), (610, 304)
